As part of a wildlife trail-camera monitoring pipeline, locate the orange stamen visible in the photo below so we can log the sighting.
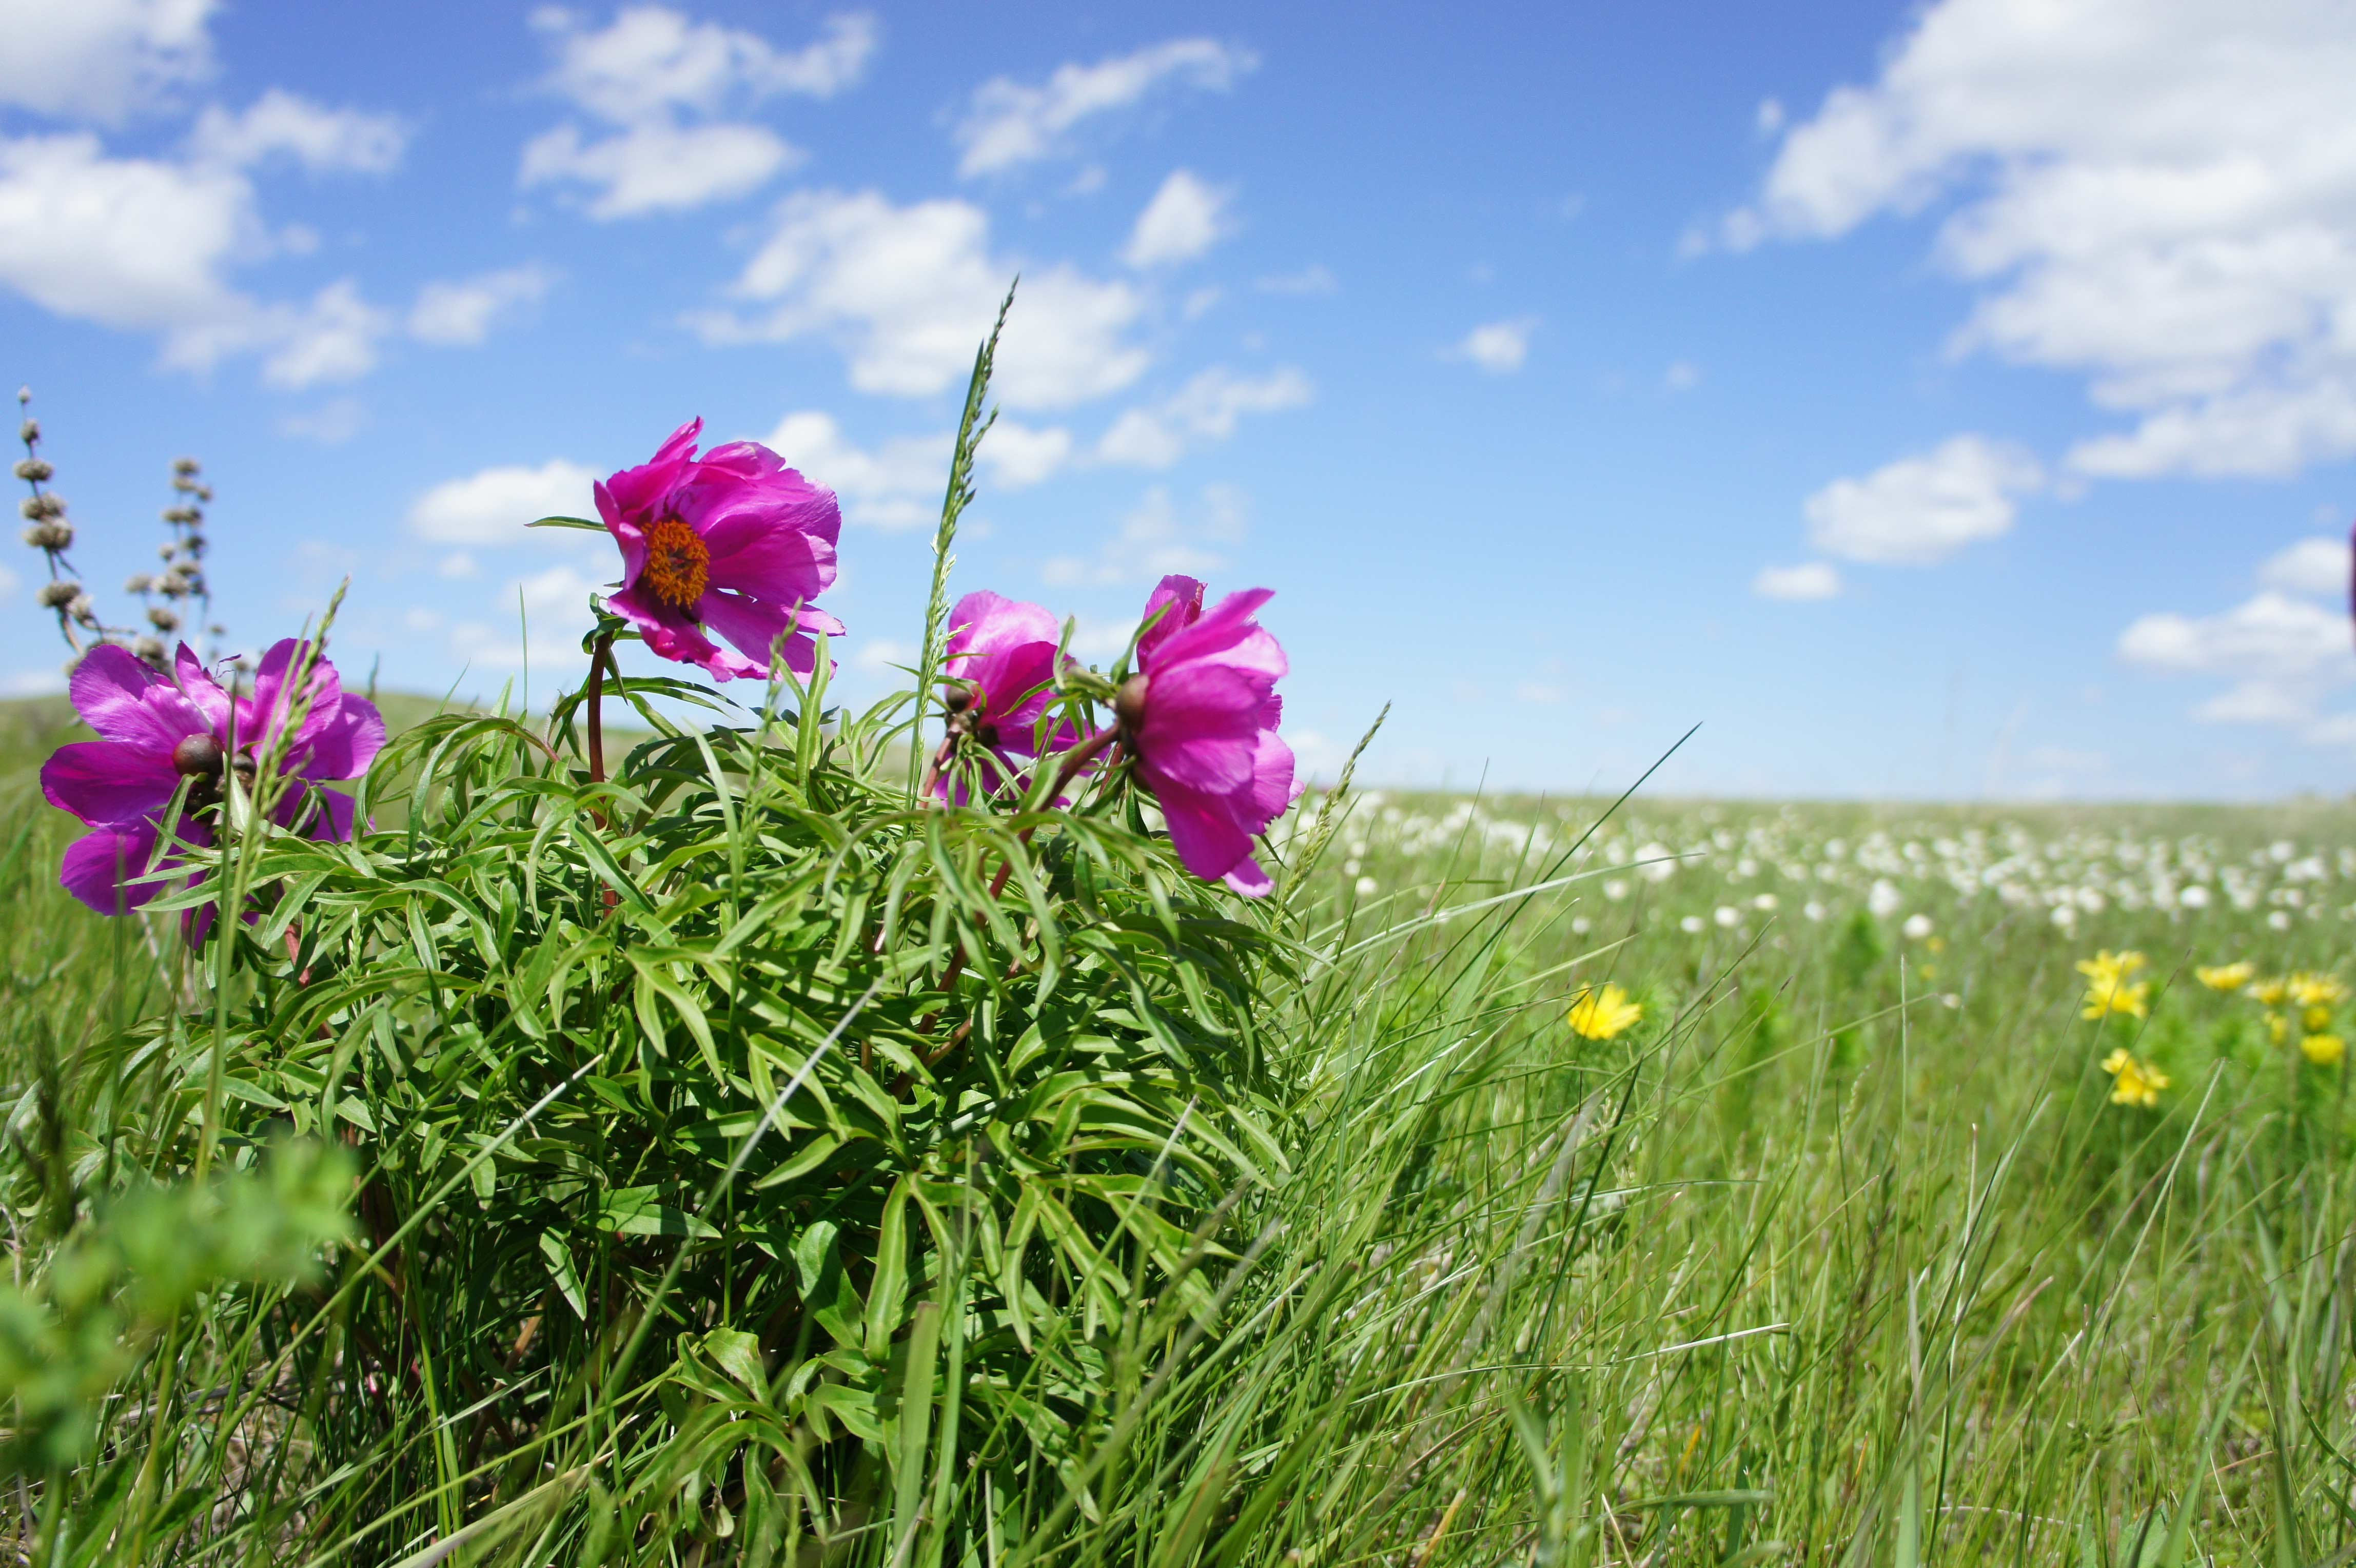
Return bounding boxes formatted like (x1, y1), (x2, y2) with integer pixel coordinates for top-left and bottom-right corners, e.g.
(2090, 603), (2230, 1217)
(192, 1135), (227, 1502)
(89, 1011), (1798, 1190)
(641, 516), (709, 609)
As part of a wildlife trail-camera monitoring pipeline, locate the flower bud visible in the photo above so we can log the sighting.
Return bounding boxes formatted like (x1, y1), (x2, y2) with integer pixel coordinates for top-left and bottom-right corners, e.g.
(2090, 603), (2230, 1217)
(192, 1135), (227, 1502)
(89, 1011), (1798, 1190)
(17, 420), (35, 444)
(147, 606), (180, 632)
(1113, 673), (1151, 731)
(173, 458), (199, 477)
(19, 492), (62, 520)
(172, 733), (224, 778)
(133, 636), (166, 663)
(22, 521), (71, 550)
(158, 543), (177, 561)
(35, 579), (80, 609)
(13, 458), (53, 482)
(68, 595), (95, 625)
(183, 533), (206, 557)
(162, 505), (199, 525)
(157, 574), (186, 599)
(124, 573), (152, 594)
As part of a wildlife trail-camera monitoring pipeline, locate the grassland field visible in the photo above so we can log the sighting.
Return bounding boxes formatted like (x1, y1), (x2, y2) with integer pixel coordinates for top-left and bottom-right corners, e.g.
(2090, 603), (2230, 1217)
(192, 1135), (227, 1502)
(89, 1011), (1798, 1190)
(7, 689), (2356, 1565)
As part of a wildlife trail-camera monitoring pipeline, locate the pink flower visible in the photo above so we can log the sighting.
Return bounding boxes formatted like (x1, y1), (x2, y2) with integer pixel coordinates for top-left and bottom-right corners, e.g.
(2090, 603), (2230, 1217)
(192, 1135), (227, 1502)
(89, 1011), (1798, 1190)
(598, 418), (845, 681)
(935, 591), (1078, 802)
(40, 641), (384, 924)
(1116, 575), (1295, 896)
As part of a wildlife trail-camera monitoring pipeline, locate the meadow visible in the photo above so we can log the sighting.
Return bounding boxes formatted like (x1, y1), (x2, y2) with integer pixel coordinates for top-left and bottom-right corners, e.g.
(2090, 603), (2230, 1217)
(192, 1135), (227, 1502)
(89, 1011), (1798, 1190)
(6, 677), (2356, 1566)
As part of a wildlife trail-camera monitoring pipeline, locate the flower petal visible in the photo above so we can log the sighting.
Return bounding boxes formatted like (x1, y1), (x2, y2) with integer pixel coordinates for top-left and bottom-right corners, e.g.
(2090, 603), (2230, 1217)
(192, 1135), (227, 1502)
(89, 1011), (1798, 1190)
(1136, 575), (1206, 667)
(42, 741), (179, 829)
(69, 643), (206, 755)
(60, 825), (167, 914)
(1148, 773), (1257, 889)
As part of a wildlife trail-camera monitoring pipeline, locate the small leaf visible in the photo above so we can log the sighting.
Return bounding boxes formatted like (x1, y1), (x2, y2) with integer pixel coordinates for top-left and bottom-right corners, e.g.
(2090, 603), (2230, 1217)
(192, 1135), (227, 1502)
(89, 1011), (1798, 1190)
(704, 1326), (767, 1395)
(526, 515), (606, 532)
(599, 1186), (719, 1239)
(540, 1229), (587, 1320)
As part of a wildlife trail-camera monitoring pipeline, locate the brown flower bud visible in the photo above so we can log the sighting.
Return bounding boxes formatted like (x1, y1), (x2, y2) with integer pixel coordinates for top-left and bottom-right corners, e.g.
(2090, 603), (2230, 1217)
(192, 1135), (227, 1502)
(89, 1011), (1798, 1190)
(1113, 674), (1151, 731)
(35, 579), (79, 609)
(172, 733), (224, 778)
(13, 458), (53, 482)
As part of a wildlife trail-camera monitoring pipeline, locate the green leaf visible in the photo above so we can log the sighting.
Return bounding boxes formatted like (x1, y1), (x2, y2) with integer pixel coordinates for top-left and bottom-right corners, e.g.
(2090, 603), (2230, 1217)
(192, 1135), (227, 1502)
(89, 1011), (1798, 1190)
(865, 1177), (911, 1359)
(598, 1186), (719, 1239)
(703, 1326), (767, 1395)
(525, 514), (605, 532)
(539, 1229), (587, 1320)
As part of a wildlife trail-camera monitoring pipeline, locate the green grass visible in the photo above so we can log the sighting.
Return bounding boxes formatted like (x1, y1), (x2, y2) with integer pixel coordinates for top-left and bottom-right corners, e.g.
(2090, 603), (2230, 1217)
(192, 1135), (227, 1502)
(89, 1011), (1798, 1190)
(5, 692), (2356, 1564)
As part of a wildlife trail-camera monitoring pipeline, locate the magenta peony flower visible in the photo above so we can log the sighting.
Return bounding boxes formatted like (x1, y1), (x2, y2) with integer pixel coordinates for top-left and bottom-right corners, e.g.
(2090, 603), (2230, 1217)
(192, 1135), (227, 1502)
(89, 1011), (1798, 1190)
(1115, 574), (1295, 896)
(40, 640), (384, 922)
(598, 418), (845, 681)
(935, 591), (1078, 801)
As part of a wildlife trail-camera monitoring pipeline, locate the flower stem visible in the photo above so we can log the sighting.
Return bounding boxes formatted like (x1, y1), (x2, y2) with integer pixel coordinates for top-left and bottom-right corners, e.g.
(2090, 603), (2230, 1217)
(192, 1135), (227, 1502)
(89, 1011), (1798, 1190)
(586, 631), (613, 785)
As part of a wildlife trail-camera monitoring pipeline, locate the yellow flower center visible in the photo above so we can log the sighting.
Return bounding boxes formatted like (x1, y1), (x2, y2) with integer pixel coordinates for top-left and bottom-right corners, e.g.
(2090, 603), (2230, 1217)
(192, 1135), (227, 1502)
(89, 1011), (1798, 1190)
(641, 517), (709, 609)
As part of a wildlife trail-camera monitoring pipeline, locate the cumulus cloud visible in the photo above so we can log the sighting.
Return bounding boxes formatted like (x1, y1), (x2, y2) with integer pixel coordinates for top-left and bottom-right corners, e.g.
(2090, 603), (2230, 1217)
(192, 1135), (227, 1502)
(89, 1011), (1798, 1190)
(1451, 317), (1537, 374)
(1095, 365), (1312, 467)
(0, 0), (215, 124)
(407, 264), (556, 346)
(695, 188), (1148, 410)
(1255, 264), (1336, 296)
(1753, 562), (1841, 600)
(2119, 586), (2355, 729)
(407, 459), (602, 546)
(1042, 484), (1246, 587)
(189, 89), (406, 173)
(2258, 535), (2352, 598)
(1802, 435), (2041, 565)
(953, 38), (1256, 177)
(521, 8), (874, 219)
(0, 126), (400, 383)
(1122, 169), (1235, 267)
(450, 564), (606, 672)
(768, 410), (1071, 531)
(1723, 0), (2356, 481)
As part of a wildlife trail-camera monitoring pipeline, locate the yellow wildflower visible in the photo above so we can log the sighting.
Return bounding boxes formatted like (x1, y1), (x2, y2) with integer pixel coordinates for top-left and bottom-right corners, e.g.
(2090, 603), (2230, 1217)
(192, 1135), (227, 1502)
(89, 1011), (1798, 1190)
(2303, 1033), (2347, 1067)
(2195, 962), (2255, 993)
(2252, 976), (2290, 1008)
(2100, 1047), (2170, 1108)
(1567, 983), (1643, 1041)
(2289, 973), (2349, 1009)
(2306, 1005), (2337, 1033)
(2077, 950), (2150, 1021)
(2268, 1011), (2290, 1045)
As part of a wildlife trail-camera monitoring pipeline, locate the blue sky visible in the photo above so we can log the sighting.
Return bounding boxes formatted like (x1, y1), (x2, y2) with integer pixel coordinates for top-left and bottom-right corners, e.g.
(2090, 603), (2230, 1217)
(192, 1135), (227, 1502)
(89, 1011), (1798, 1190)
(4, 0), (2353, 799)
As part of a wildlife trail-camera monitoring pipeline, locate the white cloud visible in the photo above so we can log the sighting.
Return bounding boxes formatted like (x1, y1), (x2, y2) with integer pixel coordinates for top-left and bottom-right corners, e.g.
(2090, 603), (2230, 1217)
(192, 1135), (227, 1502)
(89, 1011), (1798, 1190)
(1753, 562), (1842, 600)
(1095, 365), (1312, 467)
(2119, 590), (2348, 680)
(1042, 484), (1242, 587)
(0, 0), (214, 124)
(0, 130), (394, 382)
(854, 638), (916, 674)
(1664, 360), (1702, 392)
(535, 7), (875, 120)
(520, 120), (798, 219)
(1255, 263), (1336, 296)
(2259, 535), (2351, 598)
(1725, 0), (2356, 481)
(1802, 435), (2041, 565)
(407, 264), (556, 346)
(407, 459), (602, 546)
(277, 396), (364, 444)
(438, 552), (477, 579)
(259, 281), (390, 388)
(451, 565), (603, 672)
(521, 8), (872, 219)
(1452, 317), (1537, 374)
(698, 188), (1148, 410)
(1122, 169), (1235, 267)
(767, 409), (1071, 531)
(983, 420), (1076, 487)
(189, 89), (405, 173)
(953, 38), (1256, 178)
